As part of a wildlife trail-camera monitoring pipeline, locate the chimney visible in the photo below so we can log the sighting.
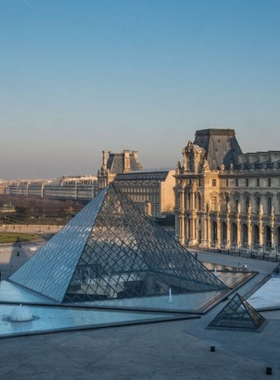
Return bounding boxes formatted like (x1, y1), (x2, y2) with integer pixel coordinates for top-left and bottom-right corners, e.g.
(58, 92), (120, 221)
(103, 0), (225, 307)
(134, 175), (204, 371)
(132, 150), (138, 161)
(102, 150), (107, 170)
(123, 150), (131, 173)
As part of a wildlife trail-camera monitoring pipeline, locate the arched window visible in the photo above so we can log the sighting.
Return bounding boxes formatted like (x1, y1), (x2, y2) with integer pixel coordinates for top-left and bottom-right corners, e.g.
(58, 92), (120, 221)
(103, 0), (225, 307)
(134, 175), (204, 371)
(264, 226), (272, 248)
(211, 221), (217, 244)
(252, 225), (259, 248)
(231, 223), (237, 245)
(241, 224), (248, 247)
(221, 222), (227, 244)
(212, 179), (216, 187)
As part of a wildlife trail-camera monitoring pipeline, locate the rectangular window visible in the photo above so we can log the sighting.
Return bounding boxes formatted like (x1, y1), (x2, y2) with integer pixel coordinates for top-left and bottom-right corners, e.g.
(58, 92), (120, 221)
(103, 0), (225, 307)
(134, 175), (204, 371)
(256, 197), (260, 212)
(246, 178), (249, 187)
(268, 178), (272, 187)
(235, 178), (239, 187)
(225, 179), (229, 187)
(257, 178), (260, 187)
(245, 197), (250, 212)
(267, 197), (272, 214)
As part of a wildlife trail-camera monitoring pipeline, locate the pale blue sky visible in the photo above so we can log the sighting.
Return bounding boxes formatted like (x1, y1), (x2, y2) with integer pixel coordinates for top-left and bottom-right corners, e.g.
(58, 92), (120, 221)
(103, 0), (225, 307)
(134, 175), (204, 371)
(0, 0), (280, 179)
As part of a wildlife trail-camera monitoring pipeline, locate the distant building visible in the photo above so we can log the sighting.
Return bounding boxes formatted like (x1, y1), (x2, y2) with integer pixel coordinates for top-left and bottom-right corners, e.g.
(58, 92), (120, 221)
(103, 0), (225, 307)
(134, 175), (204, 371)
(3, 148), (176, 219)
(174, 128), (280, 255)
(3, 176), (98, 201)
(115, 170), (176, 217)
(97, 150), (142, 190)
(97, 150), (175, 217)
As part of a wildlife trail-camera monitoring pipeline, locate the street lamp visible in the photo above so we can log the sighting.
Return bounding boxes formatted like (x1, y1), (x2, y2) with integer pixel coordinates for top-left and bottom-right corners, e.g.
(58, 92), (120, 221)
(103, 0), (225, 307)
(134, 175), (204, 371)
(19, 226), (21, 248)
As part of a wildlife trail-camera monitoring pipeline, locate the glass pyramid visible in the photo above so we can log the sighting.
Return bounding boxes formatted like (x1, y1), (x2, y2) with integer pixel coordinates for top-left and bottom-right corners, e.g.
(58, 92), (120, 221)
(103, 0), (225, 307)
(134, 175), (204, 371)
(207, 293), (266, 331)
(9, 183), (226, 304)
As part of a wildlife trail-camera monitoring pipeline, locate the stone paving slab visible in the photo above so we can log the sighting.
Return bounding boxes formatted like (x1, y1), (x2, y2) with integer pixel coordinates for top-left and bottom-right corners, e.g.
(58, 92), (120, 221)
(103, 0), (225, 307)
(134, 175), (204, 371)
(0, 320), (278, 380)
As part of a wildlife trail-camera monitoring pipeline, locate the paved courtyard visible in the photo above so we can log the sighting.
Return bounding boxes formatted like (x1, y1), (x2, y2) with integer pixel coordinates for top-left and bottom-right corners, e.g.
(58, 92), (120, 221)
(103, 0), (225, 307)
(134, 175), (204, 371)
(0, 316), (279, 380)
(0, 248), (279, 379)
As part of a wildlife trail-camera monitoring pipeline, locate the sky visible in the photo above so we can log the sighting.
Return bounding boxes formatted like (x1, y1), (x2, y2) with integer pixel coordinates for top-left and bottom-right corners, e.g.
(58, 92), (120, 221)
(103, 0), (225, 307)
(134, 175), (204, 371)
(0, 0), (280, 180)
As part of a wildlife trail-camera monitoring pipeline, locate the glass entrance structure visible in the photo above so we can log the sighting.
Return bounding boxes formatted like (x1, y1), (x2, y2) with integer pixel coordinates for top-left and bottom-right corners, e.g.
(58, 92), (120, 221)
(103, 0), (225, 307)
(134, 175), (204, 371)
(207, 293), (266, 331)
(9, 184), (226, 304)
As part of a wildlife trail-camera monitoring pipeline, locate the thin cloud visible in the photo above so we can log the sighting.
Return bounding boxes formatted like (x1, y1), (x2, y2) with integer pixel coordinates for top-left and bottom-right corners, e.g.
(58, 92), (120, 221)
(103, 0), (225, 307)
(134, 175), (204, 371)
(24, 0), (47, 25)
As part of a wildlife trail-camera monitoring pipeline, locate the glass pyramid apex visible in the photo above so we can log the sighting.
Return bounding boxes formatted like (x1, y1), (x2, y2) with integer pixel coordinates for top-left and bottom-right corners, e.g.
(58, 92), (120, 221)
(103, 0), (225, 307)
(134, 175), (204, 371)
(10, 183), (226, 303)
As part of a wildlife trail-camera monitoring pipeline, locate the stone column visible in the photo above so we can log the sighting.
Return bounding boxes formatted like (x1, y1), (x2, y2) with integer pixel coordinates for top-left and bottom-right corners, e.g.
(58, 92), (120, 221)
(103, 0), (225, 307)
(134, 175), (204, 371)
(236, 212), (241, 249)
(175, 212), (179, 241)
(226, 213), (231, 249)
(271, 220), (275, 251)
(178, 184), (186, 245)
(179, 215), (185, 245)
(216, 213), (220, 248)
(207, 213), (211, 247)
(200, 214), (207, 247)
(247, 216), (252, 250)
(259, 218), (263, 247)
(259, 204), (264, 250)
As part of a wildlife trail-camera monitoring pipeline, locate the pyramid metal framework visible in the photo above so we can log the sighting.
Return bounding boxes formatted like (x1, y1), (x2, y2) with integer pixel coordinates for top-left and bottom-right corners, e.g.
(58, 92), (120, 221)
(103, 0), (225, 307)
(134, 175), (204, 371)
(208, 293), (266, 331)
(10, 183), (226, 303)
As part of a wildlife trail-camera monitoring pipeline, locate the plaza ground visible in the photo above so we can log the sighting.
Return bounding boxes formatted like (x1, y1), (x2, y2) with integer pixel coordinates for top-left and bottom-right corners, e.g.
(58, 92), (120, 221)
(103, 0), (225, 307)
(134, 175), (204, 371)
(0, 248), (279, 379)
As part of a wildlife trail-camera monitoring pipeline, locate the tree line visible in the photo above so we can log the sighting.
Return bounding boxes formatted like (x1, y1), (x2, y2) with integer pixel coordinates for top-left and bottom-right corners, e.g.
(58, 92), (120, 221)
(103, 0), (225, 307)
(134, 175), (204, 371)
(0, 195), (85, 224)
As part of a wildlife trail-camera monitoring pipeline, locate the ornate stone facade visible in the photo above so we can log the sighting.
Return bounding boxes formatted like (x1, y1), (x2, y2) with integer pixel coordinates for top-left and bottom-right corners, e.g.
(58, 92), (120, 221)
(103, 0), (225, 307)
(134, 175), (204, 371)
(175, 129), (280, 255)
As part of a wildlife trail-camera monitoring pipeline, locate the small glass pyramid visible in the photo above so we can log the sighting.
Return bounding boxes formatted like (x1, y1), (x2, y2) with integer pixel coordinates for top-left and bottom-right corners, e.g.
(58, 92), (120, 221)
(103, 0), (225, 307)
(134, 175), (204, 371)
(207, 293), (266, 331)
(10, 183), (226, 303)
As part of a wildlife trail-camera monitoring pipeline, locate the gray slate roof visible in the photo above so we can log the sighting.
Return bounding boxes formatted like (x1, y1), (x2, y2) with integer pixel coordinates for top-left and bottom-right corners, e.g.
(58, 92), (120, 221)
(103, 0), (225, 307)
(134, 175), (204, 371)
(107, 153), (142, 174)
(194, 129), (242, 170)
(115, 170), (169, 182)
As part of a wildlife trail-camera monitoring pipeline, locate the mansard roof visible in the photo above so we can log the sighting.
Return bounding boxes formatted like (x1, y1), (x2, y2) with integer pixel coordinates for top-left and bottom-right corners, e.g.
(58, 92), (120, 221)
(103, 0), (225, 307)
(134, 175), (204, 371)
(194, 129), (242, 170)
(115, 170), (171, 182)
(107, 152), (142, 174)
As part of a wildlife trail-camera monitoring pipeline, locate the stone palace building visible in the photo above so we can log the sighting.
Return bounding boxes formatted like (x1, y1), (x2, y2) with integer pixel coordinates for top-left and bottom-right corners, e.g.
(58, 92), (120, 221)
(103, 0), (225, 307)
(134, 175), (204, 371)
(97, 150), (175, 217)
(174, 128), (280, 255)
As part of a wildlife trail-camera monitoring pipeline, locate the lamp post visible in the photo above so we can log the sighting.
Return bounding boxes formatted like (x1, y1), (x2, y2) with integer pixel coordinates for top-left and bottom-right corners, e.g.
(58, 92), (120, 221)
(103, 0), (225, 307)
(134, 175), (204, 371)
(19, 226), (21, 248)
